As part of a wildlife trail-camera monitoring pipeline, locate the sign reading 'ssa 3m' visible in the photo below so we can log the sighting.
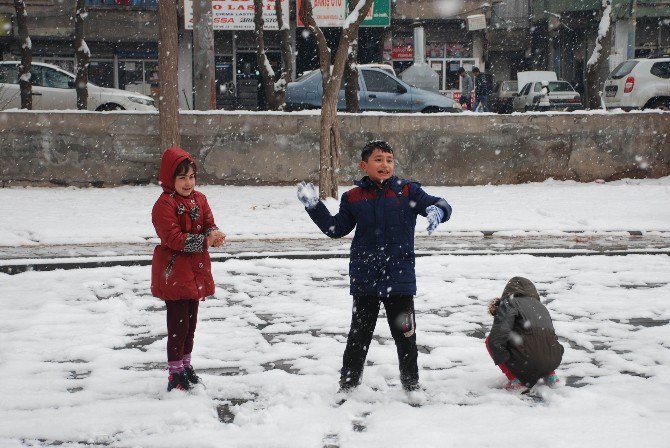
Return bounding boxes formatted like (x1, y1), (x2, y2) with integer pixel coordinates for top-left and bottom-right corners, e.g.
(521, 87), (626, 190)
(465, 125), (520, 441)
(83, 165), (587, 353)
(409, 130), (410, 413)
(296, 0), (390, 28)
(184, 0), (290, 31)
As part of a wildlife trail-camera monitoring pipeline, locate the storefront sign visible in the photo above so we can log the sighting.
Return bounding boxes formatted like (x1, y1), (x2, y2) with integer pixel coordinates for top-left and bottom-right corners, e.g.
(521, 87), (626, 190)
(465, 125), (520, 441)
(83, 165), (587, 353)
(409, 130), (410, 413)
(184, 0), (289, 31)
(296, 0), (390, 28)
(391, 35), (413, 60)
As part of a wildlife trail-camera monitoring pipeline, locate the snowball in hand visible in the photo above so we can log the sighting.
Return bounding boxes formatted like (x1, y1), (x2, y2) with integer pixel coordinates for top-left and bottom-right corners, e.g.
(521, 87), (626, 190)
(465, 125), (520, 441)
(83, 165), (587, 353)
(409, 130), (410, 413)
(296, 181), (320, 210)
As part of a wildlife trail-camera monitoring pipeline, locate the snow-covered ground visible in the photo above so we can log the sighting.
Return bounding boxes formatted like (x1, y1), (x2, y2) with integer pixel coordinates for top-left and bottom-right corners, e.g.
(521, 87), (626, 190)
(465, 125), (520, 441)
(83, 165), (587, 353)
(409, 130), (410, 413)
(1, 179), (669, 446)
(1, 255), (669, 447)
(1, 177), (669, 246)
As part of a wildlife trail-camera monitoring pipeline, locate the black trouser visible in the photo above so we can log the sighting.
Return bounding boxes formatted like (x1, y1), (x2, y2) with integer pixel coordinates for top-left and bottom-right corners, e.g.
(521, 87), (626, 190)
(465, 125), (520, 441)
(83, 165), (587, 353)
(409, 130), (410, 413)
(340, 295), (418, 388)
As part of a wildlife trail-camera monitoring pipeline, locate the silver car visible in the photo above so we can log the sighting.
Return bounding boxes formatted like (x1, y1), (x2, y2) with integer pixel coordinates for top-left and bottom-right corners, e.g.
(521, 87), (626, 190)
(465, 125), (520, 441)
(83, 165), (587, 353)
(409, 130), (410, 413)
(285, 67), (461, 113)
(512, 81), (582, 112)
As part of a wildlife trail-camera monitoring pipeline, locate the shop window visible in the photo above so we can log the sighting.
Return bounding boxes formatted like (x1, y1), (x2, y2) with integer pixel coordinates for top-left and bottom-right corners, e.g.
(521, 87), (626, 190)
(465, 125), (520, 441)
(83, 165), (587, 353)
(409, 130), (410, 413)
(89, 60), (114, 88)
(119, 59), (159, 99)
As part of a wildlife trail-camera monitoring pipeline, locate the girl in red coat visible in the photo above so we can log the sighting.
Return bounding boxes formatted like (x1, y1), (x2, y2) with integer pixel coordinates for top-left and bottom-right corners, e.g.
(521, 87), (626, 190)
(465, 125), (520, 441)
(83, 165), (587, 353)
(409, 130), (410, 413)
(151, 147), (225, 391)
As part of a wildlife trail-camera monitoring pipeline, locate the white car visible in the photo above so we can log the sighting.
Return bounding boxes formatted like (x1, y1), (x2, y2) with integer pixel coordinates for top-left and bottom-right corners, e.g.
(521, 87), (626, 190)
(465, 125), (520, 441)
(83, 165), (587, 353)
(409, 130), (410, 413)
(512, 80), (582, 112)
(0, 61), (156, 111)
(603, 56), (670, 110)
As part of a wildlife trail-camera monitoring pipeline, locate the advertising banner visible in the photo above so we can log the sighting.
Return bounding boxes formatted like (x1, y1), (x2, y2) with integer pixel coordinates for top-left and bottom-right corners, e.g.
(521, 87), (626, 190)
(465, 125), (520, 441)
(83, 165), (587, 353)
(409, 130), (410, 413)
(184, 0), (289, 31)
(296, 0), (390, 28)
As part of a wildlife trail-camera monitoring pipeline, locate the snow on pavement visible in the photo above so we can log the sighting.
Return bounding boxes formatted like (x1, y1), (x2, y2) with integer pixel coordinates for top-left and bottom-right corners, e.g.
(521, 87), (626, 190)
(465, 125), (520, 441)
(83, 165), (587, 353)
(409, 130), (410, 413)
(1, 254), (669, 447)
(1, 177), (669, 246)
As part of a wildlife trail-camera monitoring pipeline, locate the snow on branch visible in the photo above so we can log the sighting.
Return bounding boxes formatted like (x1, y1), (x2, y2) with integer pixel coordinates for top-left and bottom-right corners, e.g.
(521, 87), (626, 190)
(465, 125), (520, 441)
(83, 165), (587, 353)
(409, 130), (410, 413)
(343, 0), (368, 29)
(587, 0), (612, 68)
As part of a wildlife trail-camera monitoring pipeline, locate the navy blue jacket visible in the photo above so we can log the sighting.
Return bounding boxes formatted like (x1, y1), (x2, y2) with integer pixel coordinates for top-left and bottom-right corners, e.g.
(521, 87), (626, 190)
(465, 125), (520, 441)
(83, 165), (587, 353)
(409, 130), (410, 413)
(307, 176), (452, 297)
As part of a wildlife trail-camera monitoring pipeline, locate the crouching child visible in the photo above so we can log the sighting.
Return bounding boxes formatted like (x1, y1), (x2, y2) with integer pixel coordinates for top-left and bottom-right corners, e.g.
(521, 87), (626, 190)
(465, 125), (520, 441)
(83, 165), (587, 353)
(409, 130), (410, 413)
(486, 277), (564, 391)
(296, 140), (452, 393)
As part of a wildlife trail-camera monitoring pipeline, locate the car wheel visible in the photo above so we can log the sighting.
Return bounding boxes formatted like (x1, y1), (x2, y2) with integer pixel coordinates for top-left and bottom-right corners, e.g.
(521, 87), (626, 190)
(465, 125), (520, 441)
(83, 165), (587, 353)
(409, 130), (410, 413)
(643, 98), (670, 111)
(96, 103), (125, 111)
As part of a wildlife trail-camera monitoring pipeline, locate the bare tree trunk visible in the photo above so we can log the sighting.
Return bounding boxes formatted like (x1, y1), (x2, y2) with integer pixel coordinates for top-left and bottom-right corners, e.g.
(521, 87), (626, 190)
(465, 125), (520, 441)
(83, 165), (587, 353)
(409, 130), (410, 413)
(344, 2), (360, 112)
(300, 0), (374, 199)
(254, 0), (278, 110)
(254, 0), (293, 110)
(193, 0), (216, 110)
(157, 0), (181, 150)
(13, 0), (32, 110)
(74, 0), (89, 110)
(276, 0), (293, 108)
(585, 0), (612, 109)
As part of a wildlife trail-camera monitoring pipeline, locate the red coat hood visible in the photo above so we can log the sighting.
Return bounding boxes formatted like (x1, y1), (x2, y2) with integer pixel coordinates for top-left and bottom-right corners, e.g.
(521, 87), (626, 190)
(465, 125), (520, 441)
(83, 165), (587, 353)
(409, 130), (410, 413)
(159, 147), (196, 193)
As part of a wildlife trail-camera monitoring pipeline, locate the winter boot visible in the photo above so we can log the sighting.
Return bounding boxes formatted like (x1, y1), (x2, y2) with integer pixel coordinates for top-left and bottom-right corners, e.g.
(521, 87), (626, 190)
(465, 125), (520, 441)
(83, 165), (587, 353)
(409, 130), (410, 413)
(504, 378), (525, 391)
(167, 371), (190, 392)
(184, 365), (201, 385)
(543, 373), (560, 387)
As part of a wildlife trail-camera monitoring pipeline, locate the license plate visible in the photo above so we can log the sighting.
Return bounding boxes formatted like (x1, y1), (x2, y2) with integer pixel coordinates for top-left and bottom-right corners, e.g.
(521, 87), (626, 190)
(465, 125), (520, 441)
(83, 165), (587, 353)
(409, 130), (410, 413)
(606, 90), (616, 97)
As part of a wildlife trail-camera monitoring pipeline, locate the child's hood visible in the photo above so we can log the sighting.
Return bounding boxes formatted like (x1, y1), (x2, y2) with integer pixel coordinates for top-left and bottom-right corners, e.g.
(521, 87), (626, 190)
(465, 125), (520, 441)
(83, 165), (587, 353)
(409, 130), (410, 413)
(158, 147), (196, 193)
(501, 276), (540, 301)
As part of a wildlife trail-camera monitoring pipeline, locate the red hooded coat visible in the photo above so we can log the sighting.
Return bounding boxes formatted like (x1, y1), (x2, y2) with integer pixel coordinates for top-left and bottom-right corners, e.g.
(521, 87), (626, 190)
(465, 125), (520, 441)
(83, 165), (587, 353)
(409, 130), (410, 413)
(151, 147), (217, 301)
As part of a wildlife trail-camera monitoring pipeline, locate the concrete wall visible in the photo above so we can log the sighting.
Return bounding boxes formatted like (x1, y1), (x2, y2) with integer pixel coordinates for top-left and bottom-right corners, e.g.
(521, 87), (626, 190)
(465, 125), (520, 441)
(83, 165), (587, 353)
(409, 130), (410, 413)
(1, 111), (669, 187)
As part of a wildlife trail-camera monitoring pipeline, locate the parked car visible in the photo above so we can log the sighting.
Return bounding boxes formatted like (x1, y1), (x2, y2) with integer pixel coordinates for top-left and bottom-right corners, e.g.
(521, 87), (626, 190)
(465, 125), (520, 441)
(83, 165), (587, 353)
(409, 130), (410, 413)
(512, 80), (582, 112)
(360, 63), (396, 76)
(0, 61), (156, 111)
(603, 56), (670, 110)
(489, 80), (518, 113)
(284, 67), (461, 113)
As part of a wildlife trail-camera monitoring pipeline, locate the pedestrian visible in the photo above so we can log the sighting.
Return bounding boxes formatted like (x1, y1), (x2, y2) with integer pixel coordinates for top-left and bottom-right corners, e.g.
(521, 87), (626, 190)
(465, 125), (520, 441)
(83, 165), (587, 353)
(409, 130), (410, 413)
(457, 67), (473, 110)
(296, 140), (452, 393)
(472, 67), (489, 112)
(485, 276), (564, 391)
(151, 147), (226, 392)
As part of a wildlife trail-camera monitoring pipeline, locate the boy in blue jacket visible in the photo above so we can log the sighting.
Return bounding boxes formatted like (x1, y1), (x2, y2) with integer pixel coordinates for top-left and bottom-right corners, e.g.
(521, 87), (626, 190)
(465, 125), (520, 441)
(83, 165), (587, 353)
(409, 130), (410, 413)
(297, 140), (452, 392)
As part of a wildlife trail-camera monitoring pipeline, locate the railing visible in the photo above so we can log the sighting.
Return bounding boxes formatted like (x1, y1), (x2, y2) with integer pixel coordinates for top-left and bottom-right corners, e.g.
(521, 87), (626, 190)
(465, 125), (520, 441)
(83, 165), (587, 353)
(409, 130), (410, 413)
(85, 0), (158, 7)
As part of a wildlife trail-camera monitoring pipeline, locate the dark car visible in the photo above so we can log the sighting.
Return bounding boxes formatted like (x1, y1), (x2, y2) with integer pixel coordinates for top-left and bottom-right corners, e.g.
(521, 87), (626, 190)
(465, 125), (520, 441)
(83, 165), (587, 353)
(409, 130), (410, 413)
(284, 67), (461, 113)
(489, 80), (518, 114)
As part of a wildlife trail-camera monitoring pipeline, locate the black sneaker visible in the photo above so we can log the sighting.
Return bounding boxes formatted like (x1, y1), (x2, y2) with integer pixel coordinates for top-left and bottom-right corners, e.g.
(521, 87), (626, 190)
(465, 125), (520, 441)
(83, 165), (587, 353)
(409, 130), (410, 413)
(184, 365), (201, 385)
(402, 382), (421, 392)
(167, 371), (190, 392)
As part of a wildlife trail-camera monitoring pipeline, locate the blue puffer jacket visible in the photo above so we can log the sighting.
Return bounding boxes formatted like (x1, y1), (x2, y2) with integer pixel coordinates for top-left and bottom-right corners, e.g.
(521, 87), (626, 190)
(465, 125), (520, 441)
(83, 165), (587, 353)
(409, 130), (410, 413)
(307, 176), (452, 297)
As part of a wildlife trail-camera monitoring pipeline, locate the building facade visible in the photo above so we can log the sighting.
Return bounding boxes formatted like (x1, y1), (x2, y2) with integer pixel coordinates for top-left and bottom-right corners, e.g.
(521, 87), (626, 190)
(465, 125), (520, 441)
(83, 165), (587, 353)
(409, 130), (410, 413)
(0, 0), (667, 109)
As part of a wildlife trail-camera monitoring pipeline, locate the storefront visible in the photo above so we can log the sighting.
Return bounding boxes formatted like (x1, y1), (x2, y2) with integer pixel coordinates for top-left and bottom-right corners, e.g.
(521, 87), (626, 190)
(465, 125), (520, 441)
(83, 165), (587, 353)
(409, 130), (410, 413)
(383, 22), (480, 97)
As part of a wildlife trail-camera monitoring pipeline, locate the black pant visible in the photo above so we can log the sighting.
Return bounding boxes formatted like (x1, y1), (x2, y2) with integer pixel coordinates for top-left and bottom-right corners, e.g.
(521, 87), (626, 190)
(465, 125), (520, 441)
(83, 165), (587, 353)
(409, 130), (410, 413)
(340, 295), (418, 388)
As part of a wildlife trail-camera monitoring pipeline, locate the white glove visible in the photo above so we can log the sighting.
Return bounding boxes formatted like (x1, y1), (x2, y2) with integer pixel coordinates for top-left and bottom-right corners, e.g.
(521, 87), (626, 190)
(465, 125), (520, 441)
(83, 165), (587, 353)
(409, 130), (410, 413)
(296, 181), (320, 210)
(426, 205), (444, 235)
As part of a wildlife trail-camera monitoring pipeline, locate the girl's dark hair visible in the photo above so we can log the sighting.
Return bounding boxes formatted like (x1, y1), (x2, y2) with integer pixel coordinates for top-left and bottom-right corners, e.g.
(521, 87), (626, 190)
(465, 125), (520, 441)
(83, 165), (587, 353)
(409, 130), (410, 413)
(174, 159), (196, 178)
(361, 140), (394, 161)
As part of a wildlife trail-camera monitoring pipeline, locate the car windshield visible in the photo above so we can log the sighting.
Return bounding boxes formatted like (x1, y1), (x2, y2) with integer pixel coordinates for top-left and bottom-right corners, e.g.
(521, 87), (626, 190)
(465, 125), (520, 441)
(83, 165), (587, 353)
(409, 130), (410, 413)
(295, 70), (318, 82)
(547, 81), (575, 92)
(610, 61), (638, 79)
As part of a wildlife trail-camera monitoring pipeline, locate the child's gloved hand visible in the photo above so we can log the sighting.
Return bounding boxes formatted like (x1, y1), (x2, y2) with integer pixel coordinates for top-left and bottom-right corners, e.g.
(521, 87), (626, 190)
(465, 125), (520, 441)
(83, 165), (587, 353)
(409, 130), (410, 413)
(543, 373), (560, 387)
(296, 181), (320, 210)
(425, 205), (444, 235)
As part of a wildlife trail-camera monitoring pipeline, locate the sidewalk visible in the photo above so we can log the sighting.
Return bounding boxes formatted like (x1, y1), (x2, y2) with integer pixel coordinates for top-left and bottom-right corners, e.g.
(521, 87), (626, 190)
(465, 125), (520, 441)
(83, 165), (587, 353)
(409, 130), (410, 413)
(2, 231), (669, 274)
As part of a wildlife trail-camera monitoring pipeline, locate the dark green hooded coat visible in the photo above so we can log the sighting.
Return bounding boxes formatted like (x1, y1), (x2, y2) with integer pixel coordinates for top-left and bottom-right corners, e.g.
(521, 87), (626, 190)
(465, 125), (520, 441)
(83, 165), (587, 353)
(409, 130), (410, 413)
(488, 277), (564, 386)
